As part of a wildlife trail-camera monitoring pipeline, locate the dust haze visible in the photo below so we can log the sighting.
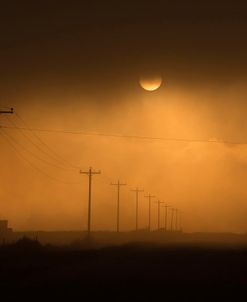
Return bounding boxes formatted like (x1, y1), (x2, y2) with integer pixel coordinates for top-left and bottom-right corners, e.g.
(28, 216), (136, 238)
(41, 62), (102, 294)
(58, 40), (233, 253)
(1, 1), (247, 234)
(1, 78), (247, 233)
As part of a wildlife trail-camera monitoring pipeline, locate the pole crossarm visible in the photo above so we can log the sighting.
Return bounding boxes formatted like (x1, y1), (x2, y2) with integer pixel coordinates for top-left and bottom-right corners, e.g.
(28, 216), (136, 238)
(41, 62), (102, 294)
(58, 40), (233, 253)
(0, 108), (14, 114)
(111, 181), (127, 187)
(80, 169), (101, 176)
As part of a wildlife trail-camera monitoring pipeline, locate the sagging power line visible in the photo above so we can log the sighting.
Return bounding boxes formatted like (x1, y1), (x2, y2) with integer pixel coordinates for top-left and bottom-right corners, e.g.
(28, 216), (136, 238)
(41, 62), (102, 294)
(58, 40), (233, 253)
(1, 124), (247, 145)
(0, 128), (80, 185)
(5, 116), (75, 170)
(0, 109), (80, 184)
(14, 112), (80, 170)
(1, 127), (75, 171)
(1, 108), (185, 233)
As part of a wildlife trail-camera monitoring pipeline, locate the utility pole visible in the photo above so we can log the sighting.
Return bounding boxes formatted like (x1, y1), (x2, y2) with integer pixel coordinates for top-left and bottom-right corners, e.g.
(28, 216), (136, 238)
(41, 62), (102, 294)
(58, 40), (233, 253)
(156, 200), (164, 230)
(0, 108), (14, 114)
(162, 204), (170, 232)
(131, 188), (144, 231)
(144, 194), (155, 231)
(170, 208), (175, 232)
(80, 167), (101, 235)
(110, 180), (126, 233)
(175, 208), (178, 232)
(179, 211), (183, 232)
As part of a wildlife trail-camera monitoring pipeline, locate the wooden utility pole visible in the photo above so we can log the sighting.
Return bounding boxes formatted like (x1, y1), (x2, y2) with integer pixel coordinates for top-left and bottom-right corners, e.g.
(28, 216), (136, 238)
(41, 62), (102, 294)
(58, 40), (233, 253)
(175, 208), (178, 232)
(144, 194), (155, 231)
(80, 167), (101, 235)
(131, 188), (144, 231)
(156, 200), (164, 230)
(162, 204), (170, 232)
(179, 211), (183, 232)
(111, 180), (126, 232)
(170, 208), (175, 232)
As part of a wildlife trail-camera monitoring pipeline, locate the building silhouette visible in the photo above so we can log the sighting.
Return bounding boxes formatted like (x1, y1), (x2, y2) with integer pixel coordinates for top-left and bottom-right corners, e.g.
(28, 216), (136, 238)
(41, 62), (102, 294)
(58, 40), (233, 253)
(0, 220), (12, 238)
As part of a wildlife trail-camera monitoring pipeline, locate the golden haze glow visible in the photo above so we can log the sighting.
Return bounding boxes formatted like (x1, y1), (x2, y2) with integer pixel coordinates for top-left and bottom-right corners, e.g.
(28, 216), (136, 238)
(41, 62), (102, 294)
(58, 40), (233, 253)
(1, 82), (247, 233)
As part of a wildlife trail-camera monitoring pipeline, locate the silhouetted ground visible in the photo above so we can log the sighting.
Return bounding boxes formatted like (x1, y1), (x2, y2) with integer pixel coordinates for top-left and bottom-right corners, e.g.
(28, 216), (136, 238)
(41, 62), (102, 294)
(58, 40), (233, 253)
(3, 230), (247, 246)
(1, 236), (247, 300)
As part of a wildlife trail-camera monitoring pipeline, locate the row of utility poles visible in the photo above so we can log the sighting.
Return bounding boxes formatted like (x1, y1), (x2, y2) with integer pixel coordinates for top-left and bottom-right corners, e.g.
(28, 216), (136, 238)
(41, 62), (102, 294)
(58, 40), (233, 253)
(1, 109), (183, 236)
(81, 167), (183, 235)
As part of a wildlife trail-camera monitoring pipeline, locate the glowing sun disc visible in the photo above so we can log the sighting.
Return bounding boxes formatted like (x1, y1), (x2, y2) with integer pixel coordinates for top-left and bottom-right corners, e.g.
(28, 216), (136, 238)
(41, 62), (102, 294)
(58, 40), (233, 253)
(139, 75), (162, 91)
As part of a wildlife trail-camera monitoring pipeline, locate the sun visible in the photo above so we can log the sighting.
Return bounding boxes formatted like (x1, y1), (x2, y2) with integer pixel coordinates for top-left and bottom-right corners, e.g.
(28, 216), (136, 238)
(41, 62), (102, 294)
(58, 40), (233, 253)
(139, 75), (162, 91)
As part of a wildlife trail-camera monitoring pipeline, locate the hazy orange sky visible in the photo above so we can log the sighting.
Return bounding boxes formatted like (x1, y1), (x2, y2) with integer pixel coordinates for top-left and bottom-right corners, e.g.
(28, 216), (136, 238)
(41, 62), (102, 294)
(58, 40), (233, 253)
(1, 1), (247, 233)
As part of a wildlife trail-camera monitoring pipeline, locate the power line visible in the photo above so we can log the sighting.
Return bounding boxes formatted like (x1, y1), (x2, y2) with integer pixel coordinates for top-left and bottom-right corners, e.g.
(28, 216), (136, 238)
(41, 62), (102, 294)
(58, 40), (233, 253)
(0, 126), (75, 171)
(0, 128), (80, 185)
(1, 124), (247, 145)
(6, 115), (77, 171)
(13, 112), (80, 170)
(8, 115), (76, 170)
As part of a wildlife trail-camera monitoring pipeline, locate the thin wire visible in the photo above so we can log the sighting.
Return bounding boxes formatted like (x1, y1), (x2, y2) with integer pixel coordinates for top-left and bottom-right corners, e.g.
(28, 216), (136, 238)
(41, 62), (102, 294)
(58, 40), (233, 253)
(0, 129), (80, 185)
(1, 125), (77, 171)
(14, 112), (80, 169)
(5, 116), (77, 171)
(0, 124), (247, 145)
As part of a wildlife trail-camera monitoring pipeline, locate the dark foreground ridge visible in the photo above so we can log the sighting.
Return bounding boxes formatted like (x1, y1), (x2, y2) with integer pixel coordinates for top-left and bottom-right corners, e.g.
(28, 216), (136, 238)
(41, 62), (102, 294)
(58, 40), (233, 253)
(1, 236), (247, 299)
